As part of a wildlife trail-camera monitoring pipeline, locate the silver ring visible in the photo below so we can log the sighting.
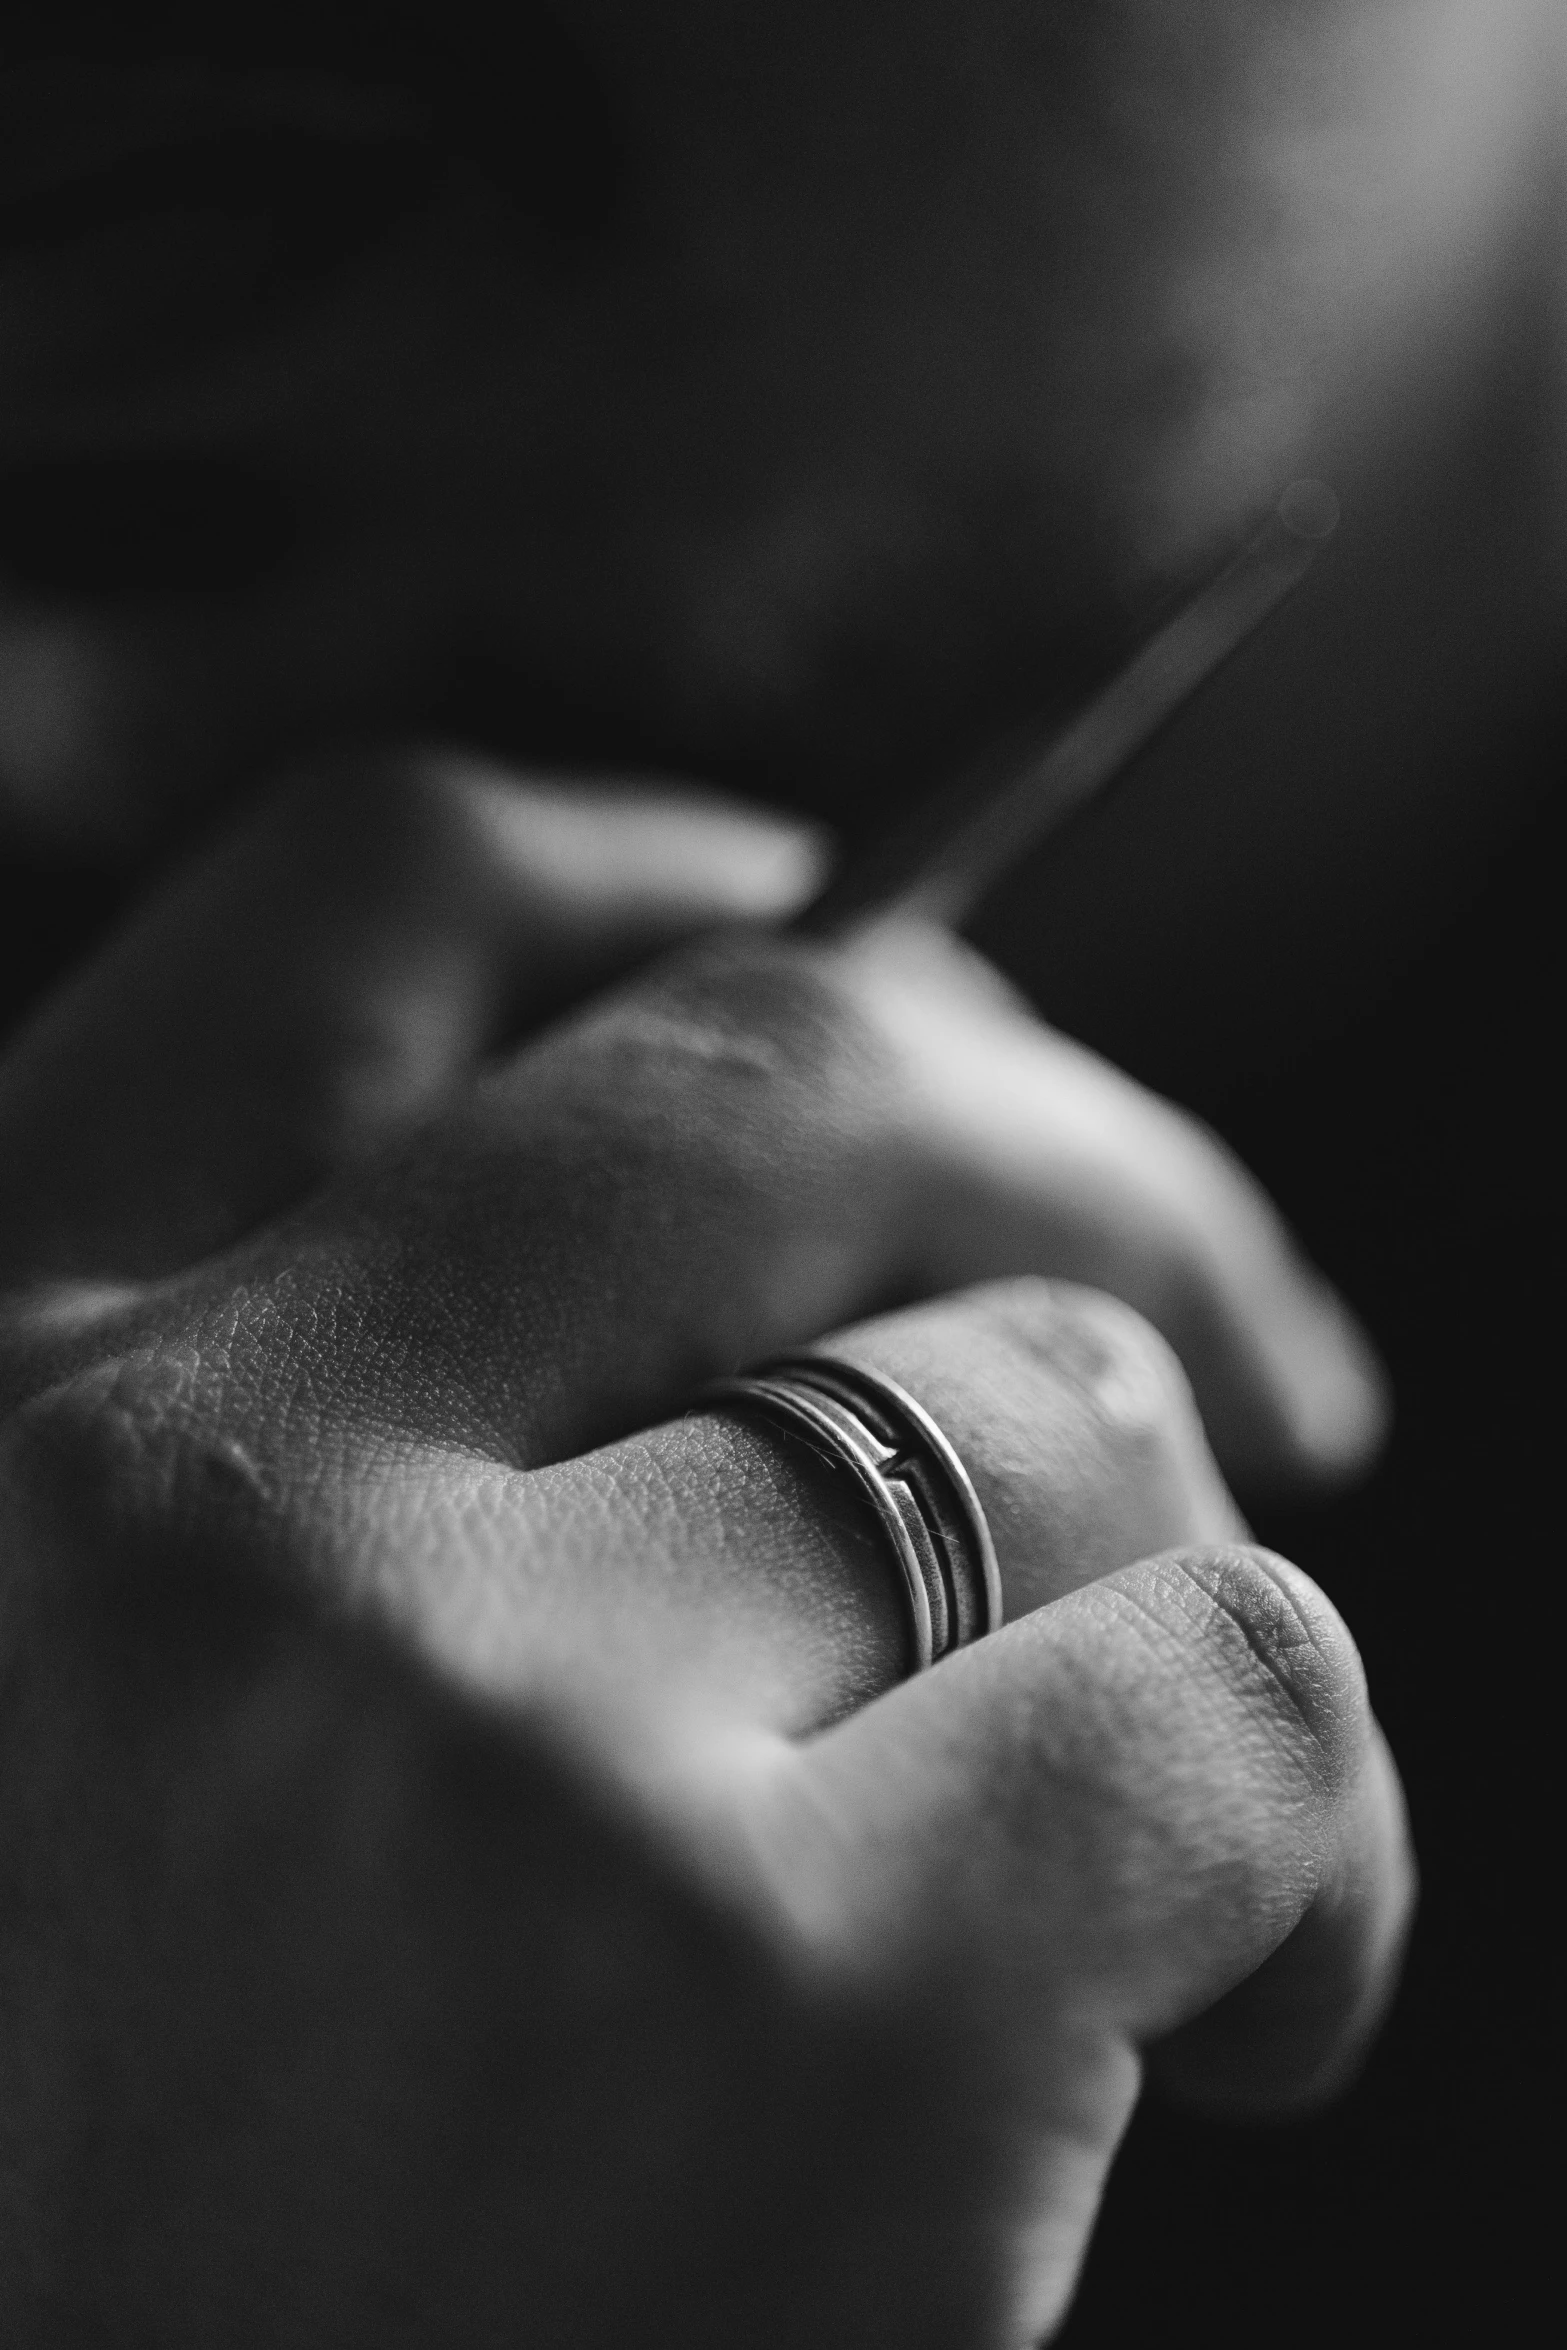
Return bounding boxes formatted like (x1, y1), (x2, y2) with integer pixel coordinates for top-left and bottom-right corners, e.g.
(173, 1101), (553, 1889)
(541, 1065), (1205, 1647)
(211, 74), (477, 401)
(703, 1353), (1003, 1675)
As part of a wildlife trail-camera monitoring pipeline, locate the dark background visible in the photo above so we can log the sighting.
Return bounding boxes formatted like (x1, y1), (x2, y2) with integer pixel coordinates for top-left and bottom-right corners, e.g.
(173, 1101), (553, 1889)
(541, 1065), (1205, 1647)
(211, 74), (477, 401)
(1, 13), (1560, 2326)
(957, 329), (1563, 2330)
(989, 688), (1560, 2342)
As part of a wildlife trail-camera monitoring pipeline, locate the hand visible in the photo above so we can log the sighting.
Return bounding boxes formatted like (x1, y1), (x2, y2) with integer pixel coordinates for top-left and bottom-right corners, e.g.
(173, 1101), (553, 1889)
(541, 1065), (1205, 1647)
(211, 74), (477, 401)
(0, 756), (1411, 2344)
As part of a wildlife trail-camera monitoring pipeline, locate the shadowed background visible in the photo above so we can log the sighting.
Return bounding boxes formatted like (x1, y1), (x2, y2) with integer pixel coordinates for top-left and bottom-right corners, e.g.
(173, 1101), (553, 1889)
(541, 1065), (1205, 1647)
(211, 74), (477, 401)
(1, 3), (1562, 2337)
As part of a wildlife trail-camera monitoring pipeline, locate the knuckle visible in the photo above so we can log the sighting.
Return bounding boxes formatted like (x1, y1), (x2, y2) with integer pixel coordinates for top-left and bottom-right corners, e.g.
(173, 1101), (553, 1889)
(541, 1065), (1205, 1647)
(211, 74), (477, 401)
(974, 1276), (1205, 1474)
(824, 1278), (1235, 1597)
(2, 1361), (308, 1685)
(5, 1358), (272, 1565)
(1161, 1544), (1371, 1794)
(581, 935), (902, 1115)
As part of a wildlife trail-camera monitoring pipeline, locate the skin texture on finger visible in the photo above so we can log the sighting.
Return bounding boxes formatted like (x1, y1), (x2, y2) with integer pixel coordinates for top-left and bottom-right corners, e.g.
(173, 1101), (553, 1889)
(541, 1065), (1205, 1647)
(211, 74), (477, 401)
(0, 755), (824, 1284)
(0, 1277), (1243, 1746)
(408, 1279), (1248, 1733)
(776, 1280), (1250, 1615)
(275, 1278), (1251, 1738)
(771, 1544), (1394, 2036)
(1147, 1719), (1415, 2116)
(1, 930), (928, 1435)
(751, 1543), (1414, 2339)
(0, 1412), (1016, 2350)
(0, 921), (1382, 1509)
(0, 1366), (1414, 2346)
(256, 925), (1382, 1485)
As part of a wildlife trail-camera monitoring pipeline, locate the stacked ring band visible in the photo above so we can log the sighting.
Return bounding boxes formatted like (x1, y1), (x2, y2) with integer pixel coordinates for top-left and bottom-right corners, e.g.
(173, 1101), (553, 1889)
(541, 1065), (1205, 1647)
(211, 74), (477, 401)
(704, 1353), (1003, 1675)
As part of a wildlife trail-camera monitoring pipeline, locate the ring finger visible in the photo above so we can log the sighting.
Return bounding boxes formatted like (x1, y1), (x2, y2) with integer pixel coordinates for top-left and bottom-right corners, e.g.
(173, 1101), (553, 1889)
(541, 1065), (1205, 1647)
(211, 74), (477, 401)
(318, 1276), (1247, 1737)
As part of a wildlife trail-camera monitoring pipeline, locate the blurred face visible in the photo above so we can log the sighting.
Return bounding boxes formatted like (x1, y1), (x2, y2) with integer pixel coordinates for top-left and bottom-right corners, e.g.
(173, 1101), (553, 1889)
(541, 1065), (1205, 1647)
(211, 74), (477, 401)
(0, 0), (1560, 848)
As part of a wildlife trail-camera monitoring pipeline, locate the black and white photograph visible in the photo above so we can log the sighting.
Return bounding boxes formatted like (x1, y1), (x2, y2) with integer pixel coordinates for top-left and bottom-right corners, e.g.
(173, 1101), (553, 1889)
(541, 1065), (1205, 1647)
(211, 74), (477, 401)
(1, 5), (1562, 2342)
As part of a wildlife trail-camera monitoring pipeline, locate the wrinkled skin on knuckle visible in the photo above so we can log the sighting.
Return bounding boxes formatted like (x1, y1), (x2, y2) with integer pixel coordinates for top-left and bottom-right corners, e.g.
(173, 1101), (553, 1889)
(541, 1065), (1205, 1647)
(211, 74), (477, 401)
(318, 937), (926, 1412)
(1157, 1544), (1372, 1804)
(0, 929), (952, 1469)
(951, 1279), (1235, 1594)
(421, 931), (910, 1218)
(1076, 1545), (1374, 2014)
(996, 1280), (1208, 1479)
(1145, 1717), (1415, 2121)
(0, 1359), (301, 1622)
(942, 1546), (1374, 2023)
(801, 1273), (1238, 1624)
(573, 938), (926, 1342)
(598, 932), (909, 1114)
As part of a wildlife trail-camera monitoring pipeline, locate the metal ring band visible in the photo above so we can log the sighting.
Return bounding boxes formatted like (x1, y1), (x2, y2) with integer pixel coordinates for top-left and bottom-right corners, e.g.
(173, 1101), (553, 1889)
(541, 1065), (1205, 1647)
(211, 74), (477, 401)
(703, 1354), (1002, 1676)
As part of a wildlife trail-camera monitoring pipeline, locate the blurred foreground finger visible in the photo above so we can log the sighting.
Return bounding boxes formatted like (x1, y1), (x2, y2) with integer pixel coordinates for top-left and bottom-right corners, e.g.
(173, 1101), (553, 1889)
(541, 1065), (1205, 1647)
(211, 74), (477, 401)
(0, 754), (822, 1284)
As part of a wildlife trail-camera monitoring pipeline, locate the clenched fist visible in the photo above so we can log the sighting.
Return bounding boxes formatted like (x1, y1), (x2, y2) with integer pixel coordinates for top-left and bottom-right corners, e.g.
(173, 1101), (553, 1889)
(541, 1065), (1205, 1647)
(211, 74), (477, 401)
(0, 756), (1410, 2345)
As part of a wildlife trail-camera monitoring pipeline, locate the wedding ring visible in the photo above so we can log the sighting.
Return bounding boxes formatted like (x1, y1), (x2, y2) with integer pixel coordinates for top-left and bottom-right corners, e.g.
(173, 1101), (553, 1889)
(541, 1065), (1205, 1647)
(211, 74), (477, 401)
(704, 1353), (1002, 1675)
